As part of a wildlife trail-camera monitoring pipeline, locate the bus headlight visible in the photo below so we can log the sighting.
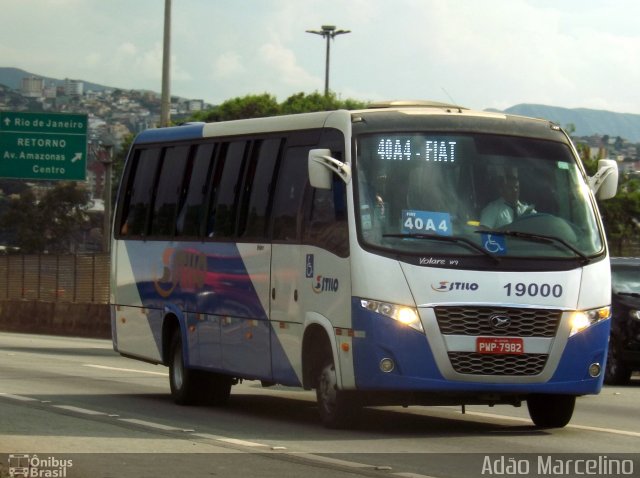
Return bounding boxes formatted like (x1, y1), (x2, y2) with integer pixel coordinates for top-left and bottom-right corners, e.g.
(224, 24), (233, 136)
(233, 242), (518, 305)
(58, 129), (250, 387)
(360, 299), (423, 333)
(569, 306), (610, 337)
(630, 309), (640, 321)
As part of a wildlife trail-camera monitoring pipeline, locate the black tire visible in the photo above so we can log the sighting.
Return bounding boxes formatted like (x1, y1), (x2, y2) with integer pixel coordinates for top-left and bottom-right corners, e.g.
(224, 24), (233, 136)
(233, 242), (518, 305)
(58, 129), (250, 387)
(202, 372), (233, 406)
(169, 332), (233, 406)
(316, 359), (360, 429)
(604, 339), (632, 385)
(168, 332), (202, 405)
(527, 394), (575, 428)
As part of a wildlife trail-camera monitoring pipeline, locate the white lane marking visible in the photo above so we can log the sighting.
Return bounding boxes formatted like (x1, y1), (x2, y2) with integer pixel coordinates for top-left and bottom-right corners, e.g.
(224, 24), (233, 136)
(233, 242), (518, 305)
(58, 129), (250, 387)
(461, 410), (530, 423)
(462, 410), (640, 437)
(194, 433), (269, 447)
(83, 363), (168, 376)
(569, 423), (640, 438)
(394, 473), (442, 478)
(288, 453), (372, 469)
(0, 393), (38, 401)
(53, 405), (107, 416)
(118, 418), (186, 431)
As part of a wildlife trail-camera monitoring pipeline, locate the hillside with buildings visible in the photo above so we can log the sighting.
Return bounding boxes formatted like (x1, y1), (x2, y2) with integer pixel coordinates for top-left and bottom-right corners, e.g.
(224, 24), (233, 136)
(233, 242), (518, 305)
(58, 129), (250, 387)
(0, 67), (209, 252)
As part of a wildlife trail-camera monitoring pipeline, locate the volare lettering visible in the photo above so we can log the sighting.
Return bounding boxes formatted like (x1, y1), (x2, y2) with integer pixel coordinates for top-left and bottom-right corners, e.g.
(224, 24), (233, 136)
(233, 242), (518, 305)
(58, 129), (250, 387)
(420, 257), (446, 265)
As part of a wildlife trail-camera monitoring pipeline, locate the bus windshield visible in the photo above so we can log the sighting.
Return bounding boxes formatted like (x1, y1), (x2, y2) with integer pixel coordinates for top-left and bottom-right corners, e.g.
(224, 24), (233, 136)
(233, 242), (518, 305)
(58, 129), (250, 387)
(355, 133), (603, 260)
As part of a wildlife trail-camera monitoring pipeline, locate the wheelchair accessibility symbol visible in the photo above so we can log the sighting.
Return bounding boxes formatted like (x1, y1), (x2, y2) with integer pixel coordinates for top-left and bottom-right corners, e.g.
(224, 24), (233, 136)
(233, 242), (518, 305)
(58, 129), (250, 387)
(481, 233), (507, 255)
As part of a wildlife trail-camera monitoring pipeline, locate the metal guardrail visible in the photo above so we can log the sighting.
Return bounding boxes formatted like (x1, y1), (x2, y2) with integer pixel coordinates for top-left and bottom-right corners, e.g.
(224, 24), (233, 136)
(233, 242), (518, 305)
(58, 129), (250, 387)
(0, 254), (109, 304)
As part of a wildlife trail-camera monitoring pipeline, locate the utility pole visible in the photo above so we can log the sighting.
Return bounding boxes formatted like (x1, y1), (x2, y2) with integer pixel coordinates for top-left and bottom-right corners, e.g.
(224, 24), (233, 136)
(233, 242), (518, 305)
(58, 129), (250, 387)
(99, 144), (113, 253)
(306, 25), (351, 96)
(160, 0), (172, 127)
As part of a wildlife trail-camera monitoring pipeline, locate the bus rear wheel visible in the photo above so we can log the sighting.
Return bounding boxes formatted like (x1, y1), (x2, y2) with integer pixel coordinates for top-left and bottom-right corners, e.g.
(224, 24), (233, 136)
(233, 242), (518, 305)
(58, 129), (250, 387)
(204, 373), (232, 406)
(316, 360), (360, 428)
(169, 332), (232, 406)
(527, 394), (575, 428)
(169, 332), (200, 405)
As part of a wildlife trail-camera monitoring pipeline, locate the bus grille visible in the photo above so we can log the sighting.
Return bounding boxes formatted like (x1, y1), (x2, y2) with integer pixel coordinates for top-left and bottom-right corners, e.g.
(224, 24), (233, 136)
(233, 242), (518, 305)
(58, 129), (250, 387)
(448, 352), (548, 376)
(435, 306), (561, 337)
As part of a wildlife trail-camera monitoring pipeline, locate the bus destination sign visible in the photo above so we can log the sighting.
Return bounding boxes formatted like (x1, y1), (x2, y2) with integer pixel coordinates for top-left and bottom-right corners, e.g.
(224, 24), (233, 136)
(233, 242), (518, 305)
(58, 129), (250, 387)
(0, 111), (87, 181)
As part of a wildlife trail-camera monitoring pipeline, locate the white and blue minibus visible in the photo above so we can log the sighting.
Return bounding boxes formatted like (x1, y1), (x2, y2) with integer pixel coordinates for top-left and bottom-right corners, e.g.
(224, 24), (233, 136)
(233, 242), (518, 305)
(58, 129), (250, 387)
(111, 101), (618, 428)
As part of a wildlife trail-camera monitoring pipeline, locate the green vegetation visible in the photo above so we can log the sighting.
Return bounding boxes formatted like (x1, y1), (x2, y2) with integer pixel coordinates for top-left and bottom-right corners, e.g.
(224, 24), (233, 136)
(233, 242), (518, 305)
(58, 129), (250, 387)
(576, 142), (640, 256)
(0, 182), (91, 253)
(188, 91), (367, 122)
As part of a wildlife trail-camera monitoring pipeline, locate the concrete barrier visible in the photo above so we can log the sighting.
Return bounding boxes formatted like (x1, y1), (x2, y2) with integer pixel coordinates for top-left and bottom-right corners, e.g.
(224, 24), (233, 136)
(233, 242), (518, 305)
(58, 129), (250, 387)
(0, 300), (110, 339)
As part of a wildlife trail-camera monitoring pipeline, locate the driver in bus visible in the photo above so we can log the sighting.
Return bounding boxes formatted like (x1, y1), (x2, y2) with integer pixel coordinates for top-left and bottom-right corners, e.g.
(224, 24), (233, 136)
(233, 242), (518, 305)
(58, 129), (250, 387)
(480, 167), (535, 228)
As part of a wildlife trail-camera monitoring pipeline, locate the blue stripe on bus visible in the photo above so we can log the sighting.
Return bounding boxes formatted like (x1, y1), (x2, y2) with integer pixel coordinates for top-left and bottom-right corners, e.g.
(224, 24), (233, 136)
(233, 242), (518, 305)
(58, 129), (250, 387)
(122, 241), (300, 385)
(126, 241), (267, 319)
(134, 123), (205, 144)
(350, 298), (606, 395)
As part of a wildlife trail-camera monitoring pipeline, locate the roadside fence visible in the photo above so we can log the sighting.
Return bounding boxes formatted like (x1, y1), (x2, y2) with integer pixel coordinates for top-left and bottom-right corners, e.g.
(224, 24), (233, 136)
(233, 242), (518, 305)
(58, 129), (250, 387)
(0, 253), (109, 304)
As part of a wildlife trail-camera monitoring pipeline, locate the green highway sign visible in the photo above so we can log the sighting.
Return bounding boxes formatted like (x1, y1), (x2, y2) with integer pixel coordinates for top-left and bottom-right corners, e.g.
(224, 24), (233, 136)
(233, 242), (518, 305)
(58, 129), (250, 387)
(0, 111), (88, 181)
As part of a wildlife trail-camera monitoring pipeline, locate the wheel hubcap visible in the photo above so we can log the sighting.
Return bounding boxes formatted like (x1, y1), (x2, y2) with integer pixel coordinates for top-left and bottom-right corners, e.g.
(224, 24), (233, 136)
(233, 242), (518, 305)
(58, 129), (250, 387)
(319, 365), (337, 413)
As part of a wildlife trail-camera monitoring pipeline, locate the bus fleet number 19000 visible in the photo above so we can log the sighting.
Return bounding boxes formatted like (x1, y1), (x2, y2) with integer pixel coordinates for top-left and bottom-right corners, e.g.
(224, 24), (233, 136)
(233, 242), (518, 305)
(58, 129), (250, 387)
(503, 282), (563, 298)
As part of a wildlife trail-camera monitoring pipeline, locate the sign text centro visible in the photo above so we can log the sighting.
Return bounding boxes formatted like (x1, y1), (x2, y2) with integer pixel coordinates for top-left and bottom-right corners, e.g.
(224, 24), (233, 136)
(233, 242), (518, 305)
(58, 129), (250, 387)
(0, 111), (87, 181)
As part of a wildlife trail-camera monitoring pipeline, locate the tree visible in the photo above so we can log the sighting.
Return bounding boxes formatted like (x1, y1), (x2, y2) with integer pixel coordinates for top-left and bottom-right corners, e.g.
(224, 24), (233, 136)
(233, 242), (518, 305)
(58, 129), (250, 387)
(280, 91), (366, 114)
(599, 174), (640, 256)
(189, 91), (367, 123)
(0, 182), (90, 253)
(573, 134), (640, 255)
(40, 182), (91, 253)
(0, 188), (44, 253)
(112, 133), (134, 207)
(192, 93), (280, 122)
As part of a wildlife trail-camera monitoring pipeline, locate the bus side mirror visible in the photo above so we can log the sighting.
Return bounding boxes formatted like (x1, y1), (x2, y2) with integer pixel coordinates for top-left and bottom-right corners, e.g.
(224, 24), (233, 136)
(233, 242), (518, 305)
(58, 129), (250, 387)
(588, 159), (618, 200)
(308, 149), (351, 189)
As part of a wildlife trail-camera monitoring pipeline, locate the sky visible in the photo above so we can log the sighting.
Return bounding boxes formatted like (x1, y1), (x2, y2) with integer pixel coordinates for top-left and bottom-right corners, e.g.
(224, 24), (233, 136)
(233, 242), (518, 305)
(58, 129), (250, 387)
(2, 0), (640, 114)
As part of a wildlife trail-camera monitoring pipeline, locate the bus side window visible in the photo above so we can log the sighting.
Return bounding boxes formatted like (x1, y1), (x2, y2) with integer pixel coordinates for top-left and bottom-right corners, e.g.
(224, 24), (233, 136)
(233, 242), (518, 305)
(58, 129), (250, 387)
(304, 172), (349, 257)
(238, 138), (282, 240)
(176, 142), (216, 237)
(270, 146), (308, 242)
(149, 145), (190, 237)
(207, 141), (248, 238)
(120, 147), (162, 237)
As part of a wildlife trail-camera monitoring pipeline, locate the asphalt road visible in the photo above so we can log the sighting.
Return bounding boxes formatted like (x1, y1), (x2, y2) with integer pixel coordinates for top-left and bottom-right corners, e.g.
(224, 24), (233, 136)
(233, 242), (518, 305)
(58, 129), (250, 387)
(1, 332), (639, 478)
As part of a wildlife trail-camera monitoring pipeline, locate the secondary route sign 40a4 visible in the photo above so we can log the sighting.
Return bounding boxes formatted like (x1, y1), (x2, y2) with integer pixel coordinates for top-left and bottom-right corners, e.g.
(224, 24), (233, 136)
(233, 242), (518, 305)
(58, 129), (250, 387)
(0, 111), (87, 181)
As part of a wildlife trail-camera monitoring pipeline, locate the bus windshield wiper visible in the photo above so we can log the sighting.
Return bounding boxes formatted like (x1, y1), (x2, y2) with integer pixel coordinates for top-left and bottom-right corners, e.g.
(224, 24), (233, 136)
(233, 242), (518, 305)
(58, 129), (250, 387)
(476, 229), (590, 264)
(383, 233), (500, 263)
(617, 292), (640, 298)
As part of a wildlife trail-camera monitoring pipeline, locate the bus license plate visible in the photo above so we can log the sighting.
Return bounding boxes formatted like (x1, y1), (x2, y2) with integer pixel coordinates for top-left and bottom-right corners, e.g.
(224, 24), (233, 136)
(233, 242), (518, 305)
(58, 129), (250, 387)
(476, 337), (524, 355)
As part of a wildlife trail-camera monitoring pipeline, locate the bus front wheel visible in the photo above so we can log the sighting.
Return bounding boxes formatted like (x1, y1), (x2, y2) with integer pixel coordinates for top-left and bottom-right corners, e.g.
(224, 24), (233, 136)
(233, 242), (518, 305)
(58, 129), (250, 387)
(316, 360), (360, 428)
(527, 394), (575, 428)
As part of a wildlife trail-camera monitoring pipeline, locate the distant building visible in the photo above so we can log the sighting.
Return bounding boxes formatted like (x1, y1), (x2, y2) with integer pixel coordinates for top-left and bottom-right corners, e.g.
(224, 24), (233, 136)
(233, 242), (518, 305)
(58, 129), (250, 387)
(43, 83), (57, 99)
(187, 99), (204, 112)
(64, 78), (84, 96)
(21, 76), (43, 98)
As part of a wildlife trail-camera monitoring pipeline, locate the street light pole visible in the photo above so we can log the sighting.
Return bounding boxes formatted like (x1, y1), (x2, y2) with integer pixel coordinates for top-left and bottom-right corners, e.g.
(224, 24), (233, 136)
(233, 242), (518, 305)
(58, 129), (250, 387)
(306, 25), (351, 96)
